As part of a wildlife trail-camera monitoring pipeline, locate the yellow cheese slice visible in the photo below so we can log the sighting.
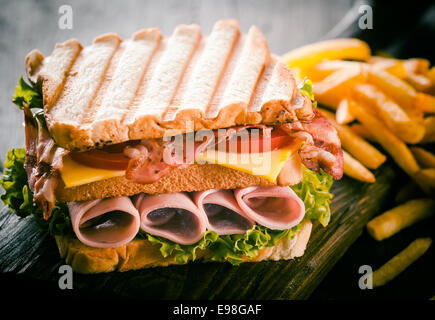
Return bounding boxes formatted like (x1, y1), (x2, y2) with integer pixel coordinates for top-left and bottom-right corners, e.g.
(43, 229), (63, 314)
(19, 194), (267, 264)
(195, 146), (296, 182)
(60, 156), (125, 188)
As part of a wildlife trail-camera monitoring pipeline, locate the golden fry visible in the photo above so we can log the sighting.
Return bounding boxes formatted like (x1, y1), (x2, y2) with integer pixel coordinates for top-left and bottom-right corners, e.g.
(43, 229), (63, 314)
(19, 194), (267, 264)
(414, 92), (435, 114)
(410, 147), (435, 168)
(372, 238), (432, 287)
(349, 124), (377, 142)
(342, 150), (375, 183)
(421, 116), (435, 144)
(367, 67), (417, 111)
(313, 66), (365, 109)
(367, 199), (435, 241)
(406, 73), (432, 91)
(282, 38), (371, 69)
(353, 83), (425, 144)
(369, 56), (407, 79)
(335, 98), (355, 124)
(320, 108), (386, 169)
(348, 101), (420, 179)
(403, 58), (430, 75)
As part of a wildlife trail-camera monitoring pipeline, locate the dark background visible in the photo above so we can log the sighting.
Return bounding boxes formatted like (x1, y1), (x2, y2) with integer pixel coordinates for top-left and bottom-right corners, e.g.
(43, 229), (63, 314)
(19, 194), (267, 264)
(0, 0), (434, 301)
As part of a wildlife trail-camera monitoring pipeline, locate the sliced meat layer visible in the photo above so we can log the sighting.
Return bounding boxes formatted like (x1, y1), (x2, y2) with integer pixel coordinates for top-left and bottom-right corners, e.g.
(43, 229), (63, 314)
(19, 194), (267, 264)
(134, 192), (207, 245)
(281, 107), (343, 180)
(24, 104), (68, 219)
(234, 186), (305, 230)
(67, 196), (140, 248)
(193, 189), (254, 235)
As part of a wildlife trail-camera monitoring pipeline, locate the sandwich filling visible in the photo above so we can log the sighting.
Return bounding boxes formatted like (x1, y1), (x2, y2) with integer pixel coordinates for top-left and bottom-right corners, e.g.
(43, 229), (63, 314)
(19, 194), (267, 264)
(2, 77), (342, 264)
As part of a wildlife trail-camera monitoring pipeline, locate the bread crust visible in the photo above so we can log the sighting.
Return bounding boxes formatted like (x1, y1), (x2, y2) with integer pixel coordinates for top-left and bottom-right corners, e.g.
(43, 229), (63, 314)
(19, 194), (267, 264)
(31, 20), (308, 151)
(55, 219), (312, 274)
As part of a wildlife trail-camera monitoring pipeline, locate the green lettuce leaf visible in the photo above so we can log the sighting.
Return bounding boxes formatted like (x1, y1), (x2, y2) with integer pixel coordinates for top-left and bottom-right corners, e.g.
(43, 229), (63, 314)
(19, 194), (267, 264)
(291, 166), (334, 226)
(140, 224), (299, 265)
(12, 76), (43, 110)
(298, 77), (317, 108)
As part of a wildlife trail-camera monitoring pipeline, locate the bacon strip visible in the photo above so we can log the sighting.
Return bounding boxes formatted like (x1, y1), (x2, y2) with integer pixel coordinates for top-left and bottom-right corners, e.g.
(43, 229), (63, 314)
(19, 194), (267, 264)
(123, 125), (273, 184)
(24, 105), (68, 219)
(281, 107), (343, 180)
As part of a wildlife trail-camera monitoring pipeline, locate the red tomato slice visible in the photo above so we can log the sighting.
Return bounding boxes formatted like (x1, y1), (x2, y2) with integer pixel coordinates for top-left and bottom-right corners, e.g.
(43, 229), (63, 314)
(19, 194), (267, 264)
(70, 148), (131, 170)
(224, 128), (293, 153)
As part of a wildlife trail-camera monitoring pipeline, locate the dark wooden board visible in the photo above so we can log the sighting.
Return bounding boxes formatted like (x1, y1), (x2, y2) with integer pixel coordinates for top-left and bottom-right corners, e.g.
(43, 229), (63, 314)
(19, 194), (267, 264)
(0, 162), (397, 300)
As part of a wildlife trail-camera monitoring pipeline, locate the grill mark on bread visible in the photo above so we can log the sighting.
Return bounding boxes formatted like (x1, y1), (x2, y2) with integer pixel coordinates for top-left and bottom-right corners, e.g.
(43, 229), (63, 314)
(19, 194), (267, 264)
(167, 19), (241, 121)
(47, 34), (121, 147)
(89, 29), (162, 144)
(133, 25), (202, 118)
(36, 20), (304, 150)
(208, 26), (268, 119)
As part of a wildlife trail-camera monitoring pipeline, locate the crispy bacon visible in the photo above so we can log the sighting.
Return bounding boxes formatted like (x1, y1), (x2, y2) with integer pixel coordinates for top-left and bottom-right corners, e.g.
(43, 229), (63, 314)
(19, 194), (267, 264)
(280, 107), (343, 180)
(23, 104), (68, 219)
(123, 126), (273, 184)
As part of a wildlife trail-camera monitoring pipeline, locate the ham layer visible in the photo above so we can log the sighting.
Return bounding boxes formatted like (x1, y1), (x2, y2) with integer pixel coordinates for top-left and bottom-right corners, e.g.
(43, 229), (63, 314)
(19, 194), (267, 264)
(134, 192), (208, 245)
(193, 189), (254, 235)
(234, 186), (305, 230)
(67, 187), (306, 247)
(67, 196), (140, 248)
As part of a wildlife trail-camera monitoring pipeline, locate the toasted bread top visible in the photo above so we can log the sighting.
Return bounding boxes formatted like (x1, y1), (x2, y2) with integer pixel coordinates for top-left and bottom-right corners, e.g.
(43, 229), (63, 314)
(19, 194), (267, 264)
(26, 19), (306, 151)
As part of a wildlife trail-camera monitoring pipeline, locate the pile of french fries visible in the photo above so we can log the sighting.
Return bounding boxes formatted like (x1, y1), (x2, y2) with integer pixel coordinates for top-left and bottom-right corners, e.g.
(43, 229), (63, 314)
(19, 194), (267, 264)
(282, 39), (435, 195)
(283, 40), (435, 292)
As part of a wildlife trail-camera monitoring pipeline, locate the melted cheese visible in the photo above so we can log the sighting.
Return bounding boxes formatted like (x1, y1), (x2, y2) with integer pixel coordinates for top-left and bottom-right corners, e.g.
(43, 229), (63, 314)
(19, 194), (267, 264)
(195, 146), (297, 182)
(60, 142), (300, 188)
(60, 156), (125, 188)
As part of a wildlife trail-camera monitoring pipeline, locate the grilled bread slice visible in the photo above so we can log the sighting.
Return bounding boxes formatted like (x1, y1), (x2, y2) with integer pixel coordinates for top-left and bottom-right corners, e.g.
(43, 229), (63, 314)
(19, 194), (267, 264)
(26, 19), (310, 151)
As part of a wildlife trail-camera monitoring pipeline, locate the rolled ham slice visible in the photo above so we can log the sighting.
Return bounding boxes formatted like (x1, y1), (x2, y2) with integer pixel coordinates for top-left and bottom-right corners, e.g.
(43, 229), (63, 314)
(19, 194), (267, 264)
(134, 192), (207, 245)
(193, 189), (254, 235)
(234, 186), (305, 230)
(68, 197), (140, 248)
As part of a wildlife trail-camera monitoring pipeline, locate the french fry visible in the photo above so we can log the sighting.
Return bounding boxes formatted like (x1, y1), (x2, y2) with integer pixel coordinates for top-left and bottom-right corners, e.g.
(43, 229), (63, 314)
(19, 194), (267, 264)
(406, 73), (432, 91)
(342, 150), (375, 183)
(335, 98), (355, 124)
(414, 92), (435, 114)
(367, 199), (435, 241)
(349, 123), (377, 142)
(300, 60), (361, 82)
(414, 168), (435, 195)
(421, 116), (435, 144)
(410, 147), (435, 168)
(282, 38), (371, 69)
(367, 67), (417, 111)
(320, 108), (386, 169)
(369, 56), (408, 79)
(348, 101), (420, 180)
(313, 66), (365, 109)
(371, 238), (432, 287)
(403, 58), (430, 75)
(427, 66), (435, 82)
(353, 83), (425, 144)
